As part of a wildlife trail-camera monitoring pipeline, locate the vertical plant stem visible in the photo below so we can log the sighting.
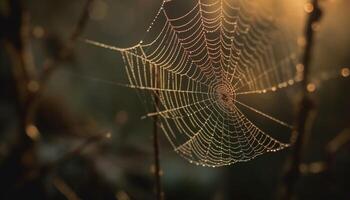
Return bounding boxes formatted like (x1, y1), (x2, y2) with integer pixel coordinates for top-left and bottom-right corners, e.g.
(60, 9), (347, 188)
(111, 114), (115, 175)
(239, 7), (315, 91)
(153, 119), (161, 200)
(153, 70), (163, 200)
(279, 0), (322, 199)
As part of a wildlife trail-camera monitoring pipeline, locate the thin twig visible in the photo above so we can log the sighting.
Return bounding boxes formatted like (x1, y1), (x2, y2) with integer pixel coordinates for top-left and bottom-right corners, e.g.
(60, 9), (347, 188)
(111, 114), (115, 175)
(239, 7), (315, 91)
(326, 128), (350, 164)
(45, 132), (110, 172)
(292, 128), (350, 177)
(0, 0), (96, 196)
(153, 71), (163, 200)
(53, 176), (82, 200)
(279, 1), (322, 199)
(2, 0), (31, 141)
(25, 0), (95, 127)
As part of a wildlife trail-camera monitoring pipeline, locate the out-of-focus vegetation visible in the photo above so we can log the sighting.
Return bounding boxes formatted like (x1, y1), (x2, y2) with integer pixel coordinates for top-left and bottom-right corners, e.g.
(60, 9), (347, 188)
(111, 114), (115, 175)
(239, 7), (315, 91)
(0, 0), (350, 200)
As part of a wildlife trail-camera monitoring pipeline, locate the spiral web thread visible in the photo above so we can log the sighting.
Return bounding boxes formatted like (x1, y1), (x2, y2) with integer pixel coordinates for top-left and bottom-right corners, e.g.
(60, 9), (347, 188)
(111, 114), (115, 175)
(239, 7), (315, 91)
(86, 0), (300, 167)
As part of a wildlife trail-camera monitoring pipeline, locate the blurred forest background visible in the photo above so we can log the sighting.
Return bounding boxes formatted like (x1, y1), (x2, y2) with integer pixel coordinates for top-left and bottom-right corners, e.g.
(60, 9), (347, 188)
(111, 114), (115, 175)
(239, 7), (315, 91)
(1, 0), (350, 200)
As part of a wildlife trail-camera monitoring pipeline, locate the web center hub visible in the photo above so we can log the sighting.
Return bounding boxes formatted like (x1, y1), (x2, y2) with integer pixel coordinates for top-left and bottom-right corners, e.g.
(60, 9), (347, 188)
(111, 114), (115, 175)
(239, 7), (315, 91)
(214, 84), (236, 110)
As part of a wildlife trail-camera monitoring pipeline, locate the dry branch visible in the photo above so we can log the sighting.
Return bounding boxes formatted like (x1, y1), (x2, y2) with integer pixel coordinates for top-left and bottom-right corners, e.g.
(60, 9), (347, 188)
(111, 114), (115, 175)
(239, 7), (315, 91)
(153, 65), (163, 200)
(278, 1), (322, 199)
(0, 0), (96, 198)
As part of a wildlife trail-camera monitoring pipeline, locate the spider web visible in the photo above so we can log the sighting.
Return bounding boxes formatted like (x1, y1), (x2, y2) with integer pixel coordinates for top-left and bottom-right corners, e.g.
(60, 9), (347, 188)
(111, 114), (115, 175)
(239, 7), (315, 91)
(86, 0), (300, 167)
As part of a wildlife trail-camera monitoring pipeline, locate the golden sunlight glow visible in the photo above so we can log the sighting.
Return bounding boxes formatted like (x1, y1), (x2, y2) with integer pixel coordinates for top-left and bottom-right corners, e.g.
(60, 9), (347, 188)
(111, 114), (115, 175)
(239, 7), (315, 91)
(26, 124), (40, 140)
(341, 67), (350, 77)
(307, 83), (316, 93)
(296, 64), (305, 72)
(304, 3), (314, 13)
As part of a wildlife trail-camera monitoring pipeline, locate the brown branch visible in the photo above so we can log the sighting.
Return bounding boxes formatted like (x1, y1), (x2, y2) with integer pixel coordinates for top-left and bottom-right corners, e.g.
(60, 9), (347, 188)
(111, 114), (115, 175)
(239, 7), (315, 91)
(0, 0), (95, 197)
(70, 0), (93, 42)
(25, 0), (95, 128)
(44, 131), (110, 173)
(278, 1), (322, 199)
(153, 71), (163, 200)
(2, 0), (31, 140)
(53, 176), (82, 200)
(326, 128), (350, 165)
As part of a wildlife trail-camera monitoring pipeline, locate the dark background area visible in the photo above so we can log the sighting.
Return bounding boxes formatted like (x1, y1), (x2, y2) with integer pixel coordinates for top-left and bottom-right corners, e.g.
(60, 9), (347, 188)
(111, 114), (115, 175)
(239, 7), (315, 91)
(0, 0), (350, 200)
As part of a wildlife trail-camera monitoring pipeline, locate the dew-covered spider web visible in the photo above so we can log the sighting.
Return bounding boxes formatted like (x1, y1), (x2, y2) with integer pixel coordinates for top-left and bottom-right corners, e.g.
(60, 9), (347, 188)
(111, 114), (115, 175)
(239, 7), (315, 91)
(86, 0), (301, 167)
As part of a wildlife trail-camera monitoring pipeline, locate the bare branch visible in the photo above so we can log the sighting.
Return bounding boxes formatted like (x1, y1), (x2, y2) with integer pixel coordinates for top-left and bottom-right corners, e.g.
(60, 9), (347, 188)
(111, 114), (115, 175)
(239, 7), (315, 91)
(278, 1), (323, 199)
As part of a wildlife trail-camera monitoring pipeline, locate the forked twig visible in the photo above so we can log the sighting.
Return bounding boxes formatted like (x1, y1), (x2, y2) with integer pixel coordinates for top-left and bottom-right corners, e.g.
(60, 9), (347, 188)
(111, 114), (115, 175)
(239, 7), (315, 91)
(0, 0), (97, 195)
(25, 0), (95, 128)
